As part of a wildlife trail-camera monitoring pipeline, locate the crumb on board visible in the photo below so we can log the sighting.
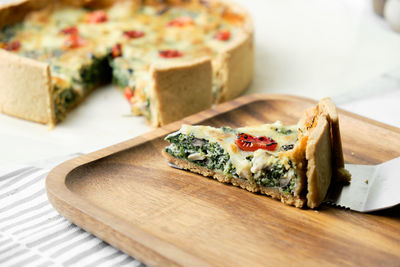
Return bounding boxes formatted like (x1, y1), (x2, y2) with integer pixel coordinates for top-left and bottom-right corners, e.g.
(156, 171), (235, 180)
(351, 151), (355, 156)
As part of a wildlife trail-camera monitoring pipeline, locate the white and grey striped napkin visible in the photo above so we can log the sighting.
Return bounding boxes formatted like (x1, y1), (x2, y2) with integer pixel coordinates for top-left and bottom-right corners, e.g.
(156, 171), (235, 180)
(0, 155), (144, 267)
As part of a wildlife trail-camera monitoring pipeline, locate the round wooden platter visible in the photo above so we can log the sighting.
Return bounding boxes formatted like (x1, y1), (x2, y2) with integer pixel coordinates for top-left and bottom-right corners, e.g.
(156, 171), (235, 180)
(46, 94), (400, 266)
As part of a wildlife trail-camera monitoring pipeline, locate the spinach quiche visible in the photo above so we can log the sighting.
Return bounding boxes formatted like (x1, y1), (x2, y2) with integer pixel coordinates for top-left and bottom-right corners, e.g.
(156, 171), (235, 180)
(0, 0), (253, 127)
(163, 98), (351, 208)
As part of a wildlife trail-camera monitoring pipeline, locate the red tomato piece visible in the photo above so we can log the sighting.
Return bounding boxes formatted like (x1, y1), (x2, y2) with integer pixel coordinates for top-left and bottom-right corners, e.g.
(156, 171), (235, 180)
(86, 10), (108, 24)
(123, 30), (145, 39)
(166, 16), (194, 27)
(158, 49), (183, 58)
(214, 30), (231, 41)
(3, 41), (21, 51)
(60, 26), (78, 35)
(124, 86), (134, 101)
(111, 43), (122, 58)
(235, 133), (277, 152)
(63, 34), (86, 49)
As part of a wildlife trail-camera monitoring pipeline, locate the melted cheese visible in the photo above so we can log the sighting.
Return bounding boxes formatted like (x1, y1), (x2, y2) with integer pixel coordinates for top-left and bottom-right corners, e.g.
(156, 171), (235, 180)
(3, 1), (243, 67)
(179, 122), (298, 178)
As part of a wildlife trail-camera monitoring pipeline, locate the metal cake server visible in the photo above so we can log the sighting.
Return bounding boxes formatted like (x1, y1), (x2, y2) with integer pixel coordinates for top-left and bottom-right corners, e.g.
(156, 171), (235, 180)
(324, 156), (400, 212)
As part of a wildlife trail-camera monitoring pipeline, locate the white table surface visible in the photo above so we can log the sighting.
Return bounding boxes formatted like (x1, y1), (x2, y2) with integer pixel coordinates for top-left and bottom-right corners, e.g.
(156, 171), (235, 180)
(1, 0), (400, 166)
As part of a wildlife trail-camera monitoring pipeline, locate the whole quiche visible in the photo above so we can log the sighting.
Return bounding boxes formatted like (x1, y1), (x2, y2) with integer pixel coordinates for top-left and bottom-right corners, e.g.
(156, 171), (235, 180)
(0, 0), (253, 127)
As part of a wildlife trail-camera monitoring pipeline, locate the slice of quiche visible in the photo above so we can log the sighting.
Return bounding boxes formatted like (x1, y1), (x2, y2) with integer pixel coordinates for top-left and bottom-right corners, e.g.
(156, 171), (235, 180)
(162, 98), (351, 208)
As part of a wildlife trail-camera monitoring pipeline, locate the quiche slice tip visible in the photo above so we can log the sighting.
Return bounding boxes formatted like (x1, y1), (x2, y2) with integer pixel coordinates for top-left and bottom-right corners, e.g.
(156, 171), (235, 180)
(162, 98), (351, 208)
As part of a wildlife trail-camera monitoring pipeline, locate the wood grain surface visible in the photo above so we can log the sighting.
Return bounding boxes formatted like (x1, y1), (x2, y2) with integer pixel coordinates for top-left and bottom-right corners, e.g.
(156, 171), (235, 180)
(46, 94), (400, 266)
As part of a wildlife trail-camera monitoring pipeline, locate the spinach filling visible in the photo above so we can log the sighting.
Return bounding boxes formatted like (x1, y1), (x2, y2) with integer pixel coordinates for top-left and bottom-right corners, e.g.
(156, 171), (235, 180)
(79, 55), (112, 91)
(165, 133), (237, 177)
(0, 23), (20, 42)
(165, 132), (297, 194)
(274, 126), (294, 135)
(52, 55), (112, 121)
(109, 57), (153, 120)
(253, 164), (296, 194)
(109, 59), (133, 89)
(53, 86), (78, 121)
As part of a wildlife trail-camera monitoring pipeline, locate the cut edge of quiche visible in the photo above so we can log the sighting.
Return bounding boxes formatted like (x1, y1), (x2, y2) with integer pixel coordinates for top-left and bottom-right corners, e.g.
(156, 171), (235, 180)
(162, 98), (351, 208)
(0, 0), (254, 127)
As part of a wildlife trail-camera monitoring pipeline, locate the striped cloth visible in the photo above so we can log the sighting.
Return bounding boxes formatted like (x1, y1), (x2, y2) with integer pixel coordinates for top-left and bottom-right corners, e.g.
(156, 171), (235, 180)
(0, 158), (144, 267)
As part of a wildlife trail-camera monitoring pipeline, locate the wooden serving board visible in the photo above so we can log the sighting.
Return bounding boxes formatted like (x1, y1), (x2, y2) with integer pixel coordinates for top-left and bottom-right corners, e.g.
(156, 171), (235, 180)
(46, 94), (400, 266)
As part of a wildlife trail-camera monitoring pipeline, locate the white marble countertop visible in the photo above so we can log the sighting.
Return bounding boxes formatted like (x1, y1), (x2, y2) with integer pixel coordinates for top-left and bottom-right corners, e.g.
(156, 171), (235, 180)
(1, 0), (400, 166)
